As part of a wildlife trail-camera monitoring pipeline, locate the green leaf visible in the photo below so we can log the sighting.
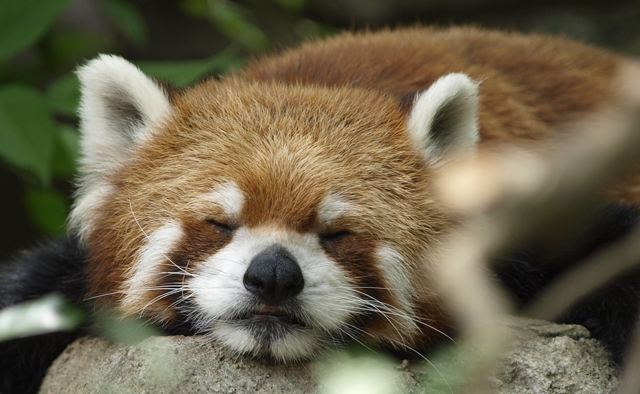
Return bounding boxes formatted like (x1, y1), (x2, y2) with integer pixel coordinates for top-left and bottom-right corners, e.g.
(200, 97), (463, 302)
(0, 84), (56, 184)
(25, 189), (69, 236)
(0, 293), (83, 342)
(47, 30), (114, 72)
(137, 44), (241, 86)
(0, 0), (75, 62)
(51, 125), (79, 177)
(208, 0), (269, 51)
(103, 0), (147, 47)
(46, 73), (80, 117)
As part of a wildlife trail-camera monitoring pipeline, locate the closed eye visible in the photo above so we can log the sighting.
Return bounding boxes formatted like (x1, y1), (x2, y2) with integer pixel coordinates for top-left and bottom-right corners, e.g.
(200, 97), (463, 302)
(207, 219), (236, 235)
(319, 230), (351, 244)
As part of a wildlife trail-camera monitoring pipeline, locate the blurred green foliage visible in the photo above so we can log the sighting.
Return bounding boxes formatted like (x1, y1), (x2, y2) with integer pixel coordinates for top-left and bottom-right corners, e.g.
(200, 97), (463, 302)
(0, 0), (75, 62)
(0, 0), (330, 239)
(0, 293), (83, 342)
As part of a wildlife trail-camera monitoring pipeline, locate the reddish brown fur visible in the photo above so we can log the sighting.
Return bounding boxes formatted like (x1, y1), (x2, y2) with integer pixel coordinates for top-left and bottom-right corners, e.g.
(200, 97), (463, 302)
(321, 233), (391, 336)
(84, 26), (634, 348)
(242, 27), (620, 142)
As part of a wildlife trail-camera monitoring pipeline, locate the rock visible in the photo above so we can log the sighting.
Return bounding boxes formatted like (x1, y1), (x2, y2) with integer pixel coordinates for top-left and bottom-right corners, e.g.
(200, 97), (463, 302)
(494, 317), (620, 394)
(38, 335), (317, 394)
(38, 317), (620, 394)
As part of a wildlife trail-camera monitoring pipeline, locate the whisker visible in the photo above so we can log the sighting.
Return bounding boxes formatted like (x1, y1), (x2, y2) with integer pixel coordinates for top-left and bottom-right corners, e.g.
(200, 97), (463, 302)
(128, 200), (191, 277)
(340, 289), (455, 343)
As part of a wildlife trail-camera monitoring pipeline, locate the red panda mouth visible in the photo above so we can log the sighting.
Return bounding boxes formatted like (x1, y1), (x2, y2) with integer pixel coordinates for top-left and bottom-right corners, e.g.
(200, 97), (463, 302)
(253, 305), (288, 318)
(242, 305), (307, 328)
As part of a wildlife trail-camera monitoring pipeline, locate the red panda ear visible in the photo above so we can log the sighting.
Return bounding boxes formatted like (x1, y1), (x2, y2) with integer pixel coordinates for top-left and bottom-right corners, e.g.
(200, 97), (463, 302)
(407, 73), (480, 163)
(70, 55), (172, 237)
(76, 54), (172, 173)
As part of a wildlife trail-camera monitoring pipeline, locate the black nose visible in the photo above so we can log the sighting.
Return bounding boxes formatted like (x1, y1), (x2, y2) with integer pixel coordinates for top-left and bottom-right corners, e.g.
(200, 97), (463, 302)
(243, 245), (304, 305)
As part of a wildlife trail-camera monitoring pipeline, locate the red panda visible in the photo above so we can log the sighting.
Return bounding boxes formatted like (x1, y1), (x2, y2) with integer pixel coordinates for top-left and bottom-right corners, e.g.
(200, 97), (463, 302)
(2, 26), (640, 394)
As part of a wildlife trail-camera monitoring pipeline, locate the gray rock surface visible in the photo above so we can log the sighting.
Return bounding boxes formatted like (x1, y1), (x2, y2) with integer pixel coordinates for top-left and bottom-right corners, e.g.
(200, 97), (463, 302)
(494, 318), (620, 394)
(39, 317), (620, 394)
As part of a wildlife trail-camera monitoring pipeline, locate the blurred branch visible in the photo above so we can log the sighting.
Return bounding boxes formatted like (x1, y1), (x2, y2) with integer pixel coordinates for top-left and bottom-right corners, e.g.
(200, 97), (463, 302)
(433, 63), (640, 393)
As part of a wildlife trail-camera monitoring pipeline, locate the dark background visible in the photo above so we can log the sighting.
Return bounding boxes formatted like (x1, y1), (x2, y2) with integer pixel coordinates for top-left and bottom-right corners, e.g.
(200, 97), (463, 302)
(2, 0), (640, 258)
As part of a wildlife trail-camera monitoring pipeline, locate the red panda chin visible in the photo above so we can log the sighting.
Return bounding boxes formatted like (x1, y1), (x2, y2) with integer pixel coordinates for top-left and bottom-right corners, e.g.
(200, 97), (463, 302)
(212, 320), (322, 361)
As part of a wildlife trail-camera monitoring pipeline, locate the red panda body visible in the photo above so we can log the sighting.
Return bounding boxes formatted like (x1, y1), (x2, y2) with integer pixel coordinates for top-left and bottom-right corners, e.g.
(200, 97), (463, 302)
(71, 27), (640, 360)
(242, 27), (620, 143)
(3, 28), (640, 393)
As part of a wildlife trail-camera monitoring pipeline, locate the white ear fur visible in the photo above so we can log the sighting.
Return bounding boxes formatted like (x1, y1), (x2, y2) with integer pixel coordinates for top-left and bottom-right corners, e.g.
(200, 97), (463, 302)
(70, 55), (172, 236)
(76, 54), (172, 172)
(407, 73), (480, 161)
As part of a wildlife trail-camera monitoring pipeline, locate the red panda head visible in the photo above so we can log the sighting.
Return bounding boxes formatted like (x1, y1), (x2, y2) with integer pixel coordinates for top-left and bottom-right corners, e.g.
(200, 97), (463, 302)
(71, 55), (480, 360)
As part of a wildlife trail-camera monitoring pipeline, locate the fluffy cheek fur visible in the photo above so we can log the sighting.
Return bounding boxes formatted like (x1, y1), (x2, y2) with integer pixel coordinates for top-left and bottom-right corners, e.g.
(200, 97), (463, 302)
(114, 217), (234, 322)
(119, 221), (185, 318)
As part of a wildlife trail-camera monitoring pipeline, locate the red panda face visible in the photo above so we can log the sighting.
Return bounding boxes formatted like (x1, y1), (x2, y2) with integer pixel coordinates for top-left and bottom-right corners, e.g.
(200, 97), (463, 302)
(73, 56), (478, 360)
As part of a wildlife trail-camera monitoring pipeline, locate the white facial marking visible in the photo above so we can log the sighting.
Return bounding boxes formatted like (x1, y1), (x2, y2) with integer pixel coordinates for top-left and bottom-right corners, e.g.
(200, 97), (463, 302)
(318, 192), (351, 225)
(203, 182), (245, 218)
(121, 221), (184, 312)
(376, 246), (416, 332)
(189, 226), (358, 359)
(213, 323), (320, 361)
